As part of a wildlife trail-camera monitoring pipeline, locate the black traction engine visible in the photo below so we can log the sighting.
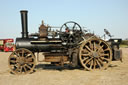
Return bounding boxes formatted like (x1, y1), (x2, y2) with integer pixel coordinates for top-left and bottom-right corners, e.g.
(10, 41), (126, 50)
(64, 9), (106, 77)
(8, 10), (122, 74)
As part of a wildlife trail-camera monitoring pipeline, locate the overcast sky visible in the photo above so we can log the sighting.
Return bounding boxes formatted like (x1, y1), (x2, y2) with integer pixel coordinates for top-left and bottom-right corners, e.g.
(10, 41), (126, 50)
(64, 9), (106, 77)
(0, 0), (128, 40)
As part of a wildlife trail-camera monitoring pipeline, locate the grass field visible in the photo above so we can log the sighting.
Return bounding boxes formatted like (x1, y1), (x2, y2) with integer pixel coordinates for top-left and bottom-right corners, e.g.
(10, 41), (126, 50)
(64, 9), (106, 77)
(120, 44), (128, 48)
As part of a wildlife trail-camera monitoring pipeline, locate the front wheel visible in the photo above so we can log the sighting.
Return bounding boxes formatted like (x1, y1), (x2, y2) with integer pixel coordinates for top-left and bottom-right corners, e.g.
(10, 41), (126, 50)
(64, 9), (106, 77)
(8, 48), (36, 75)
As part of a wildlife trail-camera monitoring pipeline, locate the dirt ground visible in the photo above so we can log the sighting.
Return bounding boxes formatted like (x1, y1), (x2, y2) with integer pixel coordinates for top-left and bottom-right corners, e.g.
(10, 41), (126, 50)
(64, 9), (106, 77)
(0, 48), (128, 85)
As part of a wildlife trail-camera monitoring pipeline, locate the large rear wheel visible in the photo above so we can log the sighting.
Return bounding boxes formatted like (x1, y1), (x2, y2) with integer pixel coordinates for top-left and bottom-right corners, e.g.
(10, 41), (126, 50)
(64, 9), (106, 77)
(79, 37), (112, 70)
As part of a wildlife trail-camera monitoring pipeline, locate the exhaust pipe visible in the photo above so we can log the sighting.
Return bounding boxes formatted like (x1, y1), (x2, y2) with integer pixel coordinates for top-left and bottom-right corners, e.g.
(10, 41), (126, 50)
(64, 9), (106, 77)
(20, 10), (28, 38)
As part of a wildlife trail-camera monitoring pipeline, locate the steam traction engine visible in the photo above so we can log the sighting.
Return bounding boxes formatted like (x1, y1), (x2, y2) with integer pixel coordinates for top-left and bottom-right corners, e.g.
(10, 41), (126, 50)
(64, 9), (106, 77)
(8, 10), (122, 74)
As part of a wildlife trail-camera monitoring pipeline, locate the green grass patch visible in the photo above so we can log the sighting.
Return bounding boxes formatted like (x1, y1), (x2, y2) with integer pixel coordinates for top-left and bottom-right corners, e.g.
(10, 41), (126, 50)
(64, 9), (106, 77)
(120, 44), (128, 48)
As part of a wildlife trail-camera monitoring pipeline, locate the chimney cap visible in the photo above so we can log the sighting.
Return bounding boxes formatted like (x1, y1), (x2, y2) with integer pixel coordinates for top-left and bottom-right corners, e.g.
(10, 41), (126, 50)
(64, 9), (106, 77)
(20, 10), (28, 13)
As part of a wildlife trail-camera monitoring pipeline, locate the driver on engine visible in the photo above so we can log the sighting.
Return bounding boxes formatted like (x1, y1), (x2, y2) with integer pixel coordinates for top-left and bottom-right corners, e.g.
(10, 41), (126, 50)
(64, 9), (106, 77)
(65, 27), (69, 33)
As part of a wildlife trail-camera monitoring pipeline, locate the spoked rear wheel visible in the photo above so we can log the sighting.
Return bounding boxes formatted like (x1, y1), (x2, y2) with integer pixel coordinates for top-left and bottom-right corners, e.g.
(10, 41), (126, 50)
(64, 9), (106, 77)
(79, 37), (112, 70)
(8, 48), (36, 74)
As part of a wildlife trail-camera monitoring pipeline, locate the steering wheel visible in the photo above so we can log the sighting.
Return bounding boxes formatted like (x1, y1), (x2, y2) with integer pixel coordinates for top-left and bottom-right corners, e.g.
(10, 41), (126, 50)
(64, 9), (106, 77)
(60, 21), (83, 45)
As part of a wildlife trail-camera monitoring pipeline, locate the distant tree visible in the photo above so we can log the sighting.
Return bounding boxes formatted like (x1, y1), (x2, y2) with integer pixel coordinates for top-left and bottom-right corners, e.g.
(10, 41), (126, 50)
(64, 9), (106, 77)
(125, 38), (128, 40)
(121, 40), (128, 45)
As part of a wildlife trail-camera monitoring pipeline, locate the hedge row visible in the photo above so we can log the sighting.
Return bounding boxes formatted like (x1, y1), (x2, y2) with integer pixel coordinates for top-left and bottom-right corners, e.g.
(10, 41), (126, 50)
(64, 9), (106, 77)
(121, 40), (128, 45)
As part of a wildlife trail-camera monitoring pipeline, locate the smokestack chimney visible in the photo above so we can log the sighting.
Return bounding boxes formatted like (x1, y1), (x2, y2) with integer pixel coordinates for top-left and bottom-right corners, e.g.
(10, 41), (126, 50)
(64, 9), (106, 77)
(20, 10), (28, 38)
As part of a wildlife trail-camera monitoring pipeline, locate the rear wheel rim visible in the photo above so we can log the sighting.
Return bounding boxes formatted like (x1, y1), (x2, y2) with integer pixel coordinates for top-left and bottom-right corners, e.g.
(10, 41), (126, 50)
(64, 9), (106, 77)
(79, 37), (112, 70)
